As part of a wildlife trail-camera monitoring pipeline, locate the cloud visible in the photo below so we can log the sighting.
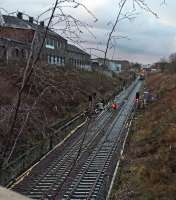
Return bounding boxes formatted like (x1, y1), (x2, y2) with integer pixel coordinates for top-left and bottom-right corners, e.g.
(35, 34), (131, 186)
(1, 0), (176, 64)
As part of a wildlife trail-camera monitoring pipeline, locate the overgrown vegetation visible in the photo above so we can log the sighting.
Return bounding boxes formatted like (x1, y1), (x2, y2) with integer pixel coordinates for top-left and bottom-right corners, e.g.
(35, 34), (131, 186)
(0, 64), (132, 167)
(156, 53), (176, 73)
(111, 72), (176, 200)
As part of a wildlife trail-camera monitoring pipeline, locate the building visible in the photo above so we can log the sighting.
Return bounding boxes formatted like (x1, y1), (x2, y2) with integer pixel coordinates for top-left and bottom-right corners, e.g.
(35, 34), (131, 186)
(0, 13), (66, 66)
(141, 64), (152, 69)
(0, 12), (92, 69)
(109, 61), (122, 73)
(0, 13), (33, 65)
(0, 36), (30, 66)
(0, 13), (67, 66)
(91, 58), (113, 77)
(91, 58), (129, 73)
(111, 60), (131, 71)
(45, 32), (67, 66)
(91, 58), (109, 70)
(67, 44), (91, 70)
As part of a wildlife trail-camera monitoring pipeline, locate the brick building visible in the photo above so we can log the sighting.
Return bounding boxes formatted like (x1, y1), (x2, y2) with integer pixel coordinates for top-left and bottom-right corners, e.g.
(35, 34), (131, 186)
(67, 44), (91, 69)
(0, 12), (67, 65)
(0, 13), (33, 65)
(0, 12), (91, 69)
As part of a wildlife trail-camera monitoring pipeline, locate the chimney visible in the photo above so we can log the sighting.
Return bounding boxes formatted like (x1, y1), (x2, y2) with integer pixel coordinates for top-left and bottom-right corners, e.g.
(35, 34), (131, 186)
(40, 21), (44, 27)
(17, 12), (23, 19)
(0, 11), (5, 26)
(29, 16), (33, 23)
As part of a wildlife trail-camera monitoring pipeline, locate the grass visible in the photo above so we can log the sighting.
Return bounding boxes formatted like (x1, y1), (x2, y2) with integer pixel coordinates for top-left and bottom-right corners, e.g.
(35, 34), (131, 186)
(111, 72), (176, 200)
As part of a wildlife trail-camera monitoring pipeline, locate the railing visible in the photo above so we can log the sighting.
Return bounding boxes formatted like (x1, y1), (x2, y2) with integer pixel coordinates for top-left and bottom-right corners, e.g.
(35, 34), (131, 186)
(0, 79), (137, 187)
(0, 112), (86, 186)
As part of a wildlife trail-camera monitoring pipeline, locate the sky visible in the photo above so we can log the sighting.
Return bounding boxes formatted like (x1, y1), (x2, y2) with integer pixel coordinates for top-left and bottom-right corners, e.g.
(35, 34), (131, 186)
(1, 0), (176, 64)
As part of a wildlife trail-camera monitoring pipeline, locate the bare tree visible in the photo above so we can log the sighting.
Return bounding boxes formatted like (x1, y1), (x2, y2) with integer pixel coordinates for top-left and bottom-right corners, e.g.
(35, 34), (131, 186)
(169, 53), (176, 63)
(0, 0), (96, 167)
(0, 0), (167, 169)
(104, 0), (158, 65)
(167, 53), (176, 73)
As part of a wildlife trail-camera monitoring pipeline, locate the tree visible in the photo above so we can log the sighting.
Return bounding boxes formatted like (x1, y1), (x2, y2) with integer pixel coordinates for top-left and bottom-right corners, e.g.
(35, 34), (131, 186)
(0, 0), (96, 167)
(169, 53), (176, 63)
(104, 0), (158, 65)
(132, 62), (141, 69)
(0, 0), (167, 171)
(168, 53), (176, 73)
(158, 58), (167, 71)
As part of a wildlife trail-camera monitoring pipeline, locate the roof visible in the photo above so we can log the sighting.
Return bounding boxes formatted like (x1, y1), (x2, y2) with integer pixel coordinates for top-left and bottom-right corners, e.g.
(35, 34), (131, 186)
(111, 59), (131, 66)
(2, 15), (32, 29)
(0, 37), (30, 46)
(0, 11), (5, 26)
(67, 44), (90, 56)
(1, 15), (67, 42)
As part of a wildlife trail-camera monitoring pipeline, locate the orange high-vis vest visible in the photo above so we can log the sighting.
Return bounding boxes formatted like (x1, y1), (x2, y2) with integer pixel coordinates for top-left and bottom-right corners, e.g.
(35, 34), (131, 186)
(112, 103), (117, 110)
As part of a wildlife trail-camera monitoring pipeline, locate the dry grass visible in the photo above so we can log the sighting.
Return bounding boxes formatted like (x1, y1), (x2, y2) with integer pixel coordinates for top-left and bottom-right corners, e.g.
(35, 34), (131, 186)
(0, 64), (127, 164)
(111, 73), (176, 200)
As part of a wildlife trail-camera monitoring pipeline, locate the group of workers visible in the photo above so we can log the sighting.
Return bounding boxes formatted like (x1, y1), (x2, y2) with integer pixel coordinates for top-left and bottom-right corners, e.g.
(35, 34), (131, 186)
(88, 91), (142, 114)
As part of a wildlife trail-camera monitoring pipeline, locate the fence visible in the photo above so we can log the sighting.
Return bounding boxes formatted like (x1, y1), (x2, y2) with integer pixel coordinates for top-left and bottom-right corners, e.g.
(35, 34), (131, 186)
(0, 112), (86, 186)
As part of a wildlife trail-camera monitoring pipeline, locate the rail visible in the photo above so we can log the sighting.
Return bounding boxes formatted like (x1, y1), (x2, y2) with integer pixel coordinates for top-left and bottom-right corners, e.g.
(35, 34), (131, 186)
(0, 112), (86, 187)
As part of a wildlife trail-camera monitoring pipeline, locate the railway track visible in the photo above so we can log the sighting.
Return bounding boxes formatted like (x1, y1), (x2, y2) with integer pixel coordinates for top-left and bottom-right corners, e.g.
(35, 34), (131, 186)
(58, 81), (141, 200)
(11, 104), (116, 199)
(11, 79), (141, 200)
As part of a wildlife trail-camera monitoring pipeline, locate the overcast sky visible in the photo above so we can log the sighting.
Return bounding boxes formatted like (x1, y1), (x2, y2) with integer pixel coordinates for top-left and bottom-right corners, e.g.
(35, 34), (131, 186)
(1, 0), (176, 64)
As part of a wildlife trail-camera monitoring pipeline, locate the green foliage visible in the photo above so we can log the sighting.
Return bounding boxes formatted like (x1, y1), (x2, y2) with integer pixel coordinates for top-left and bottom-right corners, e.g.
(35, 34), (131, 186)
(141, 192), (155, 200)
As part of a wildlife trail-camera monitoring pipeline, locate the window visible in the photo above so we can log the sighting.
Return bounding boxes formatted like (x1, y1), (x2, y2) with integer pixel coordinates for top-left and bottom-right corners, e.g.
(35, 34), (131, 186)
(48, 55), (50, 64)
(54, 56), (57, 64)
(48, 55), (54, 64)
(15, 49), (19, 57)
(52, 56), (55, 64)
(46, 38), (50, 45)
(76, 60), (79, 67)
(21, 49), (26, 58)
(60, 57), (62, 65)
(0, 46), (6, 58)
(46, 38), (55, 49)
(57, 57), (60, 65)
(62, 57), (65, 65)
(56, 41), (60, 49)
(54, 41), (56, 47)
(57, 56), (59, 64)
(51, 40), (54, 46)
(50, 56), (53, 64)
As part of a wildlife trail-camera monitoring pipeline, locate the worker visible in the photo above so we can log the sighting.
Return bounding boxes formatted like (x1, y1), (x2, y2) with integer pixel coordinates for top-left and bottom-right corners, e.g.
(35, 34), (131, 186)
(112, 103), (117, 110)
(136, 92), (140, 100)
(135, 92), (140, 109)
